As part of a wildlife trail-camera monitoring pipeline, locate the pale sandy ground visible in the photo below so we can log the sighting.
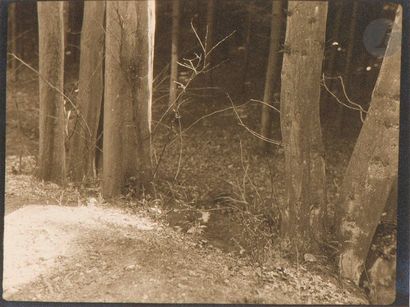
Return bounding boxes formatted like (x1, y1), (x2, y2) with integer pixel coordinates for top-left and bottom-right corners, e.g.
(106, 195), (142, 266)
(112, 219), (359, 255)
(3, 204), (156, 297)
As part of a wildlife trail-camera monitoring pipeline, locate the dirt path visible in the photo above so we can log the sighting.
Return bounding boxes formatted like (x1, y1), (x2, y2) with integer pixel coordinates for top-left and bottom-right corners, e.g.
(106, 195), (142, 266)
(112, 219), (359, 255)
(3, 203), (285, 303)
(3, 202), (368, 304)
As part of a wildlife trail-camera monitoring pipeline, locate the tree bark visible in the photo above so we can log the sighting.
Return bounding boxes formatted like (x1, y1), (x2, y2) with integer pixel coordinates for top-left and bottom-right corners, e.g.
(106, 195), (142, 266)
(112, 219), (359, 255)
(103, 0), (155, 198)
(169, 0), (180, 107)
(338, 7), (401, 285)
(37, 1), (66, 184)
(280, 1), (328, 252)
(68, 1), (105, 182)
(63, 1), (70, 53)
(259, 0), (284, 151)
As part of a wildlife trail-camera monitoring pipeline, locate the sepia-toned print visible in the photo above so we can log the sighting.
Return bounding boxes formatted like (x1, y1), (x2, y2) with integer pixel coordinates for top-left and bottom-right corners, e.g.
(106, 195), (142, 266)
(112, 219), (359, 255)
(3, 1), (401, 304)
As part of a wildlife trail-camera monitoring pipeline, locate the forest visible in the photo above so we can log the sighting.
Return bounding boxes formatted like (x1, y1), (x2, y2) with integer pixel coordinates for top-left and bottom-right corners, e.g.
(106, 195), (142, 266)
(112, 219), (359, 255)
(3, 0), (402, 304)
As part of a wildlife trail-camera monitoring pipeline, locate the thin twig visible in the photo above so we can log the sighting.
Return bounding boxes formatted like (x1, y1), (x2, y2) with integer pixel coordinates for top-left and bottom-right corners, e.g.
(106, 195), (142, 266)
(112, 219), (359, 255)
(227, 93), (282, 145)
(322, 74), (368, 122)
(9, 53), (92, 137)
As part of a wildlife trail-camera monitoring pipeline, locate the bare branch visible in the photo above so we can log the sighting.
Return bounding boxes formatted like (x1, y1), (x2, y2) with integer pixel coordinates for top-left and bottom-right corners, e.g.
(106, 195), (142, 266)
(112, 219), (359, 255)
(206, 30), (236, 57)
(322, 74), (367, 122)
(227, 93), (282, 146)
(9, 53), (93, 137)
(190, 19), (206, 54)
(250, 98), (280, 113)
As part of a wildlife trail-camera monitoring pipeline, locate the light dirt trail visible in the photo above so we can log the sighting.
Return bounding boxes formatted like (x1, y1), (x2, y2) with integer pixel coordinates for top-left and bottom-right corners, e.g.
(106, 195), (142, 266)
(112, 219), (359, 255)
(3, 204), (287, 303)
(2, 202), (368, 304)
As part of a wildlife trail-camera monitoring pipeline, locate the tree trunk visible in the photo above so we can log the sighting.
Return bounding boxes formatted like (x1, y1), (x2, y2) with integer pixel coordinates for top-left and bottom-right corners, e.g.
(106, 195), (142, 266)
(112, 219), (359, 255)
(169, 0), (180, 107)
(68, 1), (105, 182)
(241, 8), (252, 89)
(103, 0), (155, 198)
(205, 0), (215, 85)
(37, 1), (66, 184)
(334, 2), (358, 133)
(63, 1), (70, 53)
(338, 7), (401, 285)
(259, 0), (284, 151)
(280, 1), (328, 252)
(8, 3), (17, 82)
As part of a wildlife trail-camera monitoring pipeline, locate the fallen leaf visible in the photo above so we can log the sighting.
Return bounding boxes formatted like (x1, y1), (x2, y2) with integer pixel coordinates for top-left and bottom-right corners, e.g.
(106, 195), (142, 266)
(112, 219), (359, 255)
(200, 211), (211, 223)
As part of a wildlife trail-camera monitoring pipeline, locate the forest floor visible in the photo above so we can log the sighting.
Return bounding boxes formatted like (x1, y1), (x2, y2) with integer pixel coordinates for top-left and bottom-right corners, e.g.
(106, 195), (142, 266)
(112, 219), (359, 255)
(3, 70), (384, 303)
(4, 156), (368, 304)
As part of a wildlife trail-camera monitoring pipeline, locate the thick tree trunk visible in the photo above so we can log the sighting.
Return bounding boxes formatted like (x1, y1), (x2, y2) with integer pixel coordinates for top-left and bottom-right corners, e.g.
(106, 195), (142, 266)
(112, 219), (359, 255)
(259, 0), (284, 151)
(169, 0), (180, 107)
(338, 7), (401, 285)
(68, 1), (105, 182)
(280, 1), (328, 251)
(103, 1), (155, 198)
(8, 3), (17, 82)
(334, 2), (358, 133)
(37, 2), (66, 184)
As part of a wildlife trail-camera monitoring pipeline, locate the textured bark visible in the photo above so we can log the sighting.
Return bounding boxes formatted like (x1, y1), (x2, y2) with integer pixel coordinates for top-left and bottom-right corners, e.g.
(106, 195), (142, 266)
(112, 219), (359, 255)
(103, 1), (155, 198)
(169, 0), (180, 107)
(68, 1), (105, 182)
(338, 8), (401, 285)
(259, 0), (284, 150)
(280, 1), (328, 251)
(37, 2), (66, 184)
(368, 256), (396, 304)
(63, 1), (69, 51)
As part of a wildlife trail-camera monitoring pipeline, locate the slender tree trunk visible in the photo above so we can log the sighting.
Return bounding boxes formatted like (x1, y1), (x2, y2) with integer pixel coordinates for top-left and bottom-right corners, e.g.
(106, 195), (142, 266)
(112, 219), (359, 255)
(334, 2), (358, 133)
(8, 3), (17, 82)
(280, 1), (328, 252)
(103, 0), (155, 198)
(205, 0), (215, 85)
(68, 1), (105, 182)
(338, 7), (401, 285)
(37, 1), (66, 184)
(241, 8), (252, 89)
(259, 0), (284, 151)
(169, 0), (180, 107)
(63, 1), (69, 53)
